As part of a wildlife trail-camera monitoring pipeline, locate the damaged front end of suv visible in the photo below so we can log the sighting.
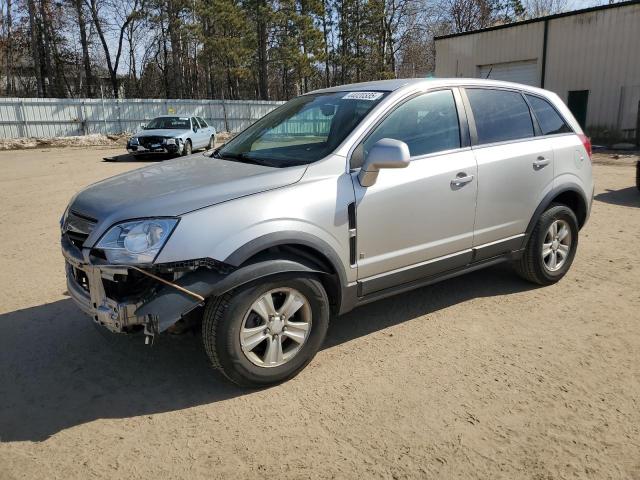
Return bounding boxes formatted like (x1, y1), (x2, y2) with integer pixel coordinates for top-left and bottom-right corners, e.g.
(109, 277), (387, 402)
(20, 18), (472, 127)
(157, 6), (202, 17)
(59, 143), (319, 350)
(61, 211), (235, 340)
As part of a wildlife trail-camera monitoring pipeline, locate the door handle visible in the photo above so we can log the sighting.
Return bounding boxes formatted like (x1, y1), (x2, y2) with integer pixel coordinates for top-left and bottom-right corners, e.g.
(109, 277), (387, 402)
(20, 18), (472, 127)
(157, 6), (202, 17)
(451, 173), (474, 187)
(533, 156), (550, 169)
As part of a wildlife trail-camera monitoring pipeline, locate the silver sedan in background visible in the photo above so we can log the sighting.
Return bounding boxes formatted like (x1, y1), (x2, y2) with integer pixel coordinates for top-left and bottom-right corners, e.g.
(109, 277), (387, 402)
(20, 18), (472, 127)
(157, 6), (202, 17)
(127, 115), (216, 157)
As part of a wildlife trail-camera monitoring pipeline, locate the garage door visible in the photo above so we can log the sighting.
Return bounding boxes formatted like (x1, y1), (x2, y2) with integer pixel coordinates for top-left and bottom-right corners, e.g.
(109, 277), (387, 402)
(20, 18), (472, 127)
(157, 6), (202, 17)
(478, 60), (539, 87)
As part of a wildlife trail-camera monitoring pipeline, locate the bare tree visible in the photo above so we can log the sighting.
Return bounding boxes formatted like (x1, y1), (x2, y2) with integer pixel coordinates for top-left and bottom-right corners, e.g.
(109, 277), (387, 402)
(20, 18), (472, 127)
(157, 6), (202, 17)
(524, 0), (568, 18)
(71, 0), (94, 96)
(85, 0), (145, 97)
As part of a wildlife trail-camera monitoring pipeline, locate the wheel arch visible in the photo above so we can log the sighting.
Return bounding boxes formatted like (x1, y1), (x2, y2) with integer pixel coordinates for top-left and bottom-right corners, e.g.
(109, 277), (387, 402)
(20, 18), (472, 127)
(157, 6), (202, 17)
(524, 184), (588, 246)
(224, 232), (347, 315)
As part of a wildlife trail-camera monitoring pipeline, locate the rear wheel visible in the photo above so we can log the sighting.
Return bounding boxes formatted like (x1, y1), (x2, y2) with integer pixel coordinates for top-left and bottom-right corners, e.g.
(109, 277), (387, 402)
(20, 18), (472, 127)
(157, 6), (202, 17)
(207, 134), (215, 150)
(514, 204), (579, 285)
(202, 274), (329, 387)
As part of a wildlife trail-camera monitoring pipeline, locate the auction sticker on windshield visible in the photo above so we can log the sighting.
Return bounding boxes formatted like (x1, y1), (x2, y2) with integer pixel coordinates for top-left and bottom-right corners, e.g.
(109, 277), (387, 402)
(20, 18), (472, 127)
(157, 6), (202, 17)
(342, 92), (384, 101)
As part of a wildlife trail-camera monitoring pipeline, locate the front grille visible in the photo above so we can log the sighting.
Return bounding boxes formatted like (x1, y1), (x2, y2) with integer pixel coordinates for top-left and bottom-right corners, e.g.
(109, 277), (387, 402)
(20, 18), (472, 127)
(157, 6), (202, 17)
(139, 136), (166, 148)
(63, 211), (97, 249)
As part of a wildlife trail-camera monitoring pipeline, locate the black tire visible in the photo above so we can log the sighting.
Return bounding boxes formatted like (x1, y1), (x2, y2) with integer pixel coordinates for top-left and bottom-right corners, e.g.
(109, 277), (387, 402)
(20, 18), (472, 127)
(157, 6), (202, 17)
(207, 134), (215, 150)
(182, 139), (192, 156)
(202, 274), (330, 387)
(636, 160), (640, 192)
(514, 204), (579, 285)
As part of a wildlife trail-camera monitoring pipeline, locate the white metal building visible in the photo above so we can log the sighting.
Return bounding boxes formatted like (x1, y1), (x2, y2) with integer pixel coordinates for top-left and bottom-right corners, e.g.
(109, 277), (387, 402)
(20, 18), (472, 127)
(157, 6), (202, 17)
(434, 1), (640, 141)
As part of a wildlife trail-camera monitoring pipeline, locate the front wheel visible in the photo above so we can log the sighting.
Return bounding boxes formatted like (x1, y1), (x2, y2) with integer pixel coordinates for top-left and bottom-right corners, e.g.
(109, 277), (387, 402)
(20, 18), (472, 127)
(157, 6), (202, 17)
(207, 134), (215, 150)
(514, 204), (579, 285)
(202, 274), (330, 387)
(182, 139), (192, 156)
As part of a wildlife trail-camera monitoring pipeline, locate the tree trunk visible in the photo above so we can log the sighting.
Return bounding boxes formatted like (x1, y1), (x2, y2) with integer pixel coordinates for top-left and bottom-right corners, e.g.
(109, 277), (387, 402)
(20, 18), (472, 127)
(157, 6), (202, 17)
(256, 0), (269, 100)
(26, 0), (45, 96)
(167, 0), (183, 98)
(4, 0), (14, 95)
(41, 0), (68, 97)
(73, 0), (92, 96)
(321, 0), (330, 87)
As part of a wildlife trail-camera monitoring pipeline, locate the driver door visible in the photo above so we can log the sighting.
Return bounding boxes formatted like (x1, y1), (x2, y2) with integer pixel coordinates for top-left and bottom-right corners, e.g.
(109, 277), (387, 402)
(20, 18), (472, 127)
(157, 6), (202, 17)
(351, 89), (478, 295)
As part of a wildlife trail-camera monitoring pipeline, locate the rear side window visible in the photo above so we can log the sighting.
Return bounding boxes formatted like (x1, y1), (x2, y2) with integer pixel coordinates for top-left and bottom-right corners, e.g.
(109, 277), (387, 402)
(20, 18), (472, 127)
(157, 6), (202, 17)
(525, 94), (571, 135)
(361, 90), (461, 160)
(466, 89), (534, 145)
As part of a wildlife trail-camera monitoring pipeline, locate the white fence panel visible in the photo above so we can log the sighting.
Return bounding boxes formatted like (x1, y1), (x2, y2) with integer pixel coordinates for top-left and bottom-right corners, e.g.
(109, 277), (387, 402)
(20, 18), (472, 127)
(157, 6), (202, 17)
(0, 98), (285, 139)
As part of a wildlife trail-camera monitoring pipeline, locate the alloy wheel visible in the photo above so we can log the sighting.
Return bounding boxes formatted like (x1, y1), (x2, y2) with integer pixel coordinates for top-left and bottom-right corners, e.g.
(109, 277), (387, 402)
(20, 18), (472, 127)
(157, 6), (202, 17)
(542, 219), (572, 272)
(239, 288), (312, 368)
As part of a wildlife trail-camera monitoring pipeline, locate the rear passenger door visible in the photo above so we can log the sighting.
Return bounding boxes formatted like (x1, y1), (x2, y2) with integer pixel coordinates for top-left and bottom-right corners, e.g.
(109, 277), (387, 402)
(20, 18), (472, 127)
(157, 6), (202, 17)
(197, 117), (215, 146)
(463, 88), (555, 258)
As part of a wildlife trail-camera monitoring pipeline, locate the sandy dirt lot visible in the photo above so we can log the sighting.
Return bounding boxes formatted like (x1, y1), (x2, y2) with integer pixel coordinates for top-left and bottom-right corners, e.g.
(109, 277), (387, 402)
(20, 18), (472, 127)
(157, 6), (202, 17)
(0, 147), (639, 479)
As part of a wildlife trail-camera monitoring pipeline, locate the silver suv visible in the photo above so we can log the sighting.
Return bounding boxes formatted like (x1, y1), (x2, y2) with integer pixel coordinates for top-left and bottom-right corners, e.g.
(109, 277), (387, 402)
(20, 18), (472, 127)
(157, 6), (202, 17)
(61, 79), (594, 387)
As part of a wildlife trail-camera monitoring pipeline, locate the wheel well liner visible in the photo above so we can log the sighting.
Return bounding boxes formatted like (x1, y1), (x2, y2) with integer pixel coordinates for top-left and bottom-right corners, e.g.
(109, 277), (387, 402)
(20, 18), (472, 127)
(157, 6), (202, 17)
(225, 233), (346, 315)
(225, 232), (346, 285)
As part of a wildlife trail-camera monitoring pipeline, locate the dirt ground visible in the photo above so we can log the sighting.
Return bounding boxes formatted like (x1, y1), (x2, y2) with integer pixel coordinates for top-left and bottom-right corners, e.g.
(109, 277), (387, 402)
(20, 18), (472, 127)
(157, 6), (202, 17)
(0, 147), (639, 480)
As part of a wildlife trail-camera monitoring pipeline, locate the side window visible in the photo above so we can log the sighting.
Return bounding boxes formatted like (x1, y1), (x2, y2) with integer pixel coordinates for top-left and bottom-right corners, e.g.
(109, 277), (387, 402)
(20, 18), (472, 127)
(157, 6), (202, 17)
(197, 117), (209, 128)
(466, 89), (534, 145)
(191, 117), (199, 129)
(356, 90), (461, 167)
(525, 94), (571, 136)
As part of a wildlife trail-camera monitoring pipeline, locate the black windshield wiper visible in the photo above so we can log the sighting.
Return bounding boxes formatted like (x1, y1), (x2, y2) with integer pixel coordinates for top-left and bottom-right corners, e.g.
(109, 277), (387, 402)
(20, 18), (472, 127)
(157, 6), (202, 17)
(212, 150), (274, 166)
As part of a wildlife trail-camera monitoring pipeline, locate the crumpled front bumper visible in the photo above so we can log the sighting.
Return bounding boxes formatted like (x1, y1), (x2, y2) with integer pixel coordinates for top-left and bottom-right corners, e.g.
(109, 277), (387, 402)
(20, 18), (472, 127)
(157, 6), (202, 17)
(62, 235), (146, 333)
(127, 143), (180, 155)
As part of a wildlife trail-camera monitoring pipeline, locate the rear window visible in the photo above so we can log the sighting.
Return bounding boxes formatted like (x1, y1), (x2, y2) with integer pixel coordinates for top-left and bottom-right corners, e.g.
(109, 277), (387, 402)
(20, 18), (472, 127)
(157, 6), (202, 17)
(525, 94), (571, 136)
(466, 89), (534, 145)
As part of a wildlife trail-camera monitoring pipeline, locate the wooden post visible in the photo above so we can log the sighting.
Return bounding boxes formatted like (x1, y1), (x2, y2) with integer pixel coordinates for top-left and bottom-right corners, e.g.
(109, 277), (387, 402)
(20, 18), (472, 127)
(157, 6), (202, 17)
(20, 100), (29, 137)
(636, 99), (640, 147)
(79, 100), (87, 136)
(221, 94), (230, 133)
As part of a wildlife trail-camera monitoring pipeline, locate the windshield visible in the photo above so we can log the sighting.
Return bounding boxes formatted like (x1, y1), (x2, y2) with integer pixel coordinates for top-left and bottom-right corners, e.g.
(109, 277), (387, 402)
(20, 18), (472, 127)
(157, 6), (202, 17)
(145, 117), (191, 130)
(216, 91), (388, 167)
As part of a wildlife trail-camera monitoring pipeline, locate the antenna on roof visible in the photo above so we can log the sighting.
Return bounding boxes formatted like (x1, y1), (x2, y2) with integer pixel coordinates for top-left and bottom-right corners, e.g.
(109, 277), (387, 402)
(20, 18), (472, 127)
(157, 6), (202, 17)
(485, 67), (493, 79)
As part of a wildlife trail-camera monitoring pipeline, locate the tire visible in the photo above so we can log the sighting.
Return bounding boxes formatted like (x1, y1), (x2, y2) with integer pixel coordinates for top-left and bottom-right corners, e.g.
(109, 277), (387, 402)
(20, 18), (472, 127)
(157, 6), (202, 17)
(514, 204), (579, 285)
(202, 274), (330, 387)
(207, 134), (215, 150)
(182, 139), (192, 156)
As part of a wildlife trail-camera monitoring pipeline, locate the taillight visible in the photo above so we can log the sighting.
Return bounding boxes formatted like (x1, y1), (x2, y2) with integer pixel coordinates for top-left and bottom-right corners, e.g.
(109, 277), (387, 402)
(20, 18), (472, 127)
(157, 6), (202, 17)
(578, 134), (592, 160)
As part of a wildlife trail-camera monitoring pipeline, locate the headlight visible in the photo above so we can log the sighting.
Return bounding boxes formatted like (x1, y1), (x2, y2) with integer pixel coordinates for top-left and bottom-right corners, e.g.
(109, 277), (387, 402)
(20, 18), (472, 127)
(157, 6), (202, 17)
(95, 218), (178, 264)
(165, 138), (176, 145)
(129, 137), (139, 145)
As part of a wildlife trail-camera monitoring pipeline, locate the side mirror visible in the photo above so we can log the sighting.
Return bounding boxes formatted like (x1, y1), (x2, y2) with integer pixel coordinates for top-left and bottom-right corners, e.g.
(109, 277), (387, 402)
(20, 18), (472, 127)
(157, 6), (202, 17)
(140, 123), (146, 129)
(193, 126), (198, 132)
(358, 138), (410, 187)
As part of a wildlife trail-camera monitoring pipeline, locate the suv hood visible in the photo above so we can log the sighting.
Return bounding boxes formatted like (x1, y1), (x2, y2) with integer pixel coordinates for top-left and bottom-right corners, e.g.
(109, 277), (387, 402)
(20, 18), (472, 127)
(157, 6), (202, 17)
(71, 155), (306, 234)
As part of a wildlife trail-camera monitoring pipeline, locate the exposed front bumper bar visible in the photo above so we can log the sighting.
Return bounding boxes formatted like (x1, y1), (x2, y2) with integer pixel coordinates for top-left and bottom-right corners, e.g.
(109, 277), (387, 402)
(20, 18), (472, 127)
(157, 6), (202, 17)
(62, 235), (145, 333)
